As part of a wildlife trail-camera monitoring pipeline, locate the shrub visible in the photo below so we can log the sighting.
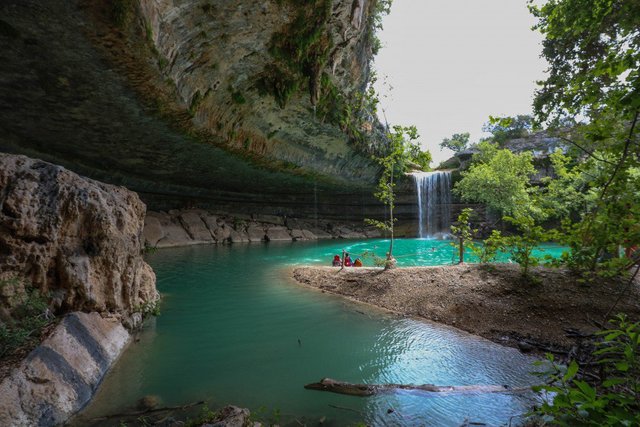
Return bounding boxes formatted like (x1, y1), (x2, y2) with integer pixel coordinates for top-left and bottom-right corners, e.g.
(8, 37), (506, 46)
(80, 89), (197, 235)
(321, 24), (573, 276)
(531, 314), (640, 426)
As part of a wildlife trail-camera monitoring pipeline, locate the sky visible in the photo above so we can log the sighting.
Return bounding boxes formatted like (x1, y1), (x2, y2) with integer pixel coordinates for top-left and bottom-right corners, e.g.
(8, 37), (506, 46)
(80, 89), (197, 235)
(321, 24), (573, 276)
(373, 0), (548, 164)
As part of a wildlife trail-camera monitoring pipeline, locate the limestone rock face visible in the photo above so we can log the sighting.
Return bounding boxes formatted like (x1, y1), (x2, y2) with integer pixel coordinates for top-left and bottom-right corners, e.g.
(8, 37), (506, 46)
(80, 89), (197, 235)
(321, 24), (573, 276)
(0, 154), (158, 323)
(0, 312), (130, 426)
(137, 0), (381, 180)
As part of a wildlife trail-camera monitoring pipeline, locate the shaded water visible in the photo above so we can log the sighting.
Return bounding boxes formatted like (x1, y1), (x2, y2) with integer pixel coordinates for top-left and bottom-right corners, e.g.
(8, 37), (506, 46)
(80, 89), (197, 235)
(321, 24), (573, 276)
(77, 240), (560, 426)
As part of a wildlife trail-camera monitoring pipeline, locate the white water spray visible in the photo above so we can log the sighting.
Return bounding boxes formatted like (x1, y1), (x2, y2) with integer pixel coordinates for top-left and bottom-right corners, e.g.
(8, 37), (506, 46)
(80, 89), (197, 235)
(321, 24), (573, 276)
(412, 171), (452, 238)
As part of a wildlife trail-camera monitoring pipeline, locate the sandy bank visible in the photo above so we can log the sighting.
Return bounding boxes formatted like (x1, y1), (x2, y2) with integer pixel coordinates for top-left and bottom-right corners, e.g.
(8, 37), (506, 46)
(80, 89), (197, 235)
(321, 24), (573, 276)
(293, 265), (640, 353)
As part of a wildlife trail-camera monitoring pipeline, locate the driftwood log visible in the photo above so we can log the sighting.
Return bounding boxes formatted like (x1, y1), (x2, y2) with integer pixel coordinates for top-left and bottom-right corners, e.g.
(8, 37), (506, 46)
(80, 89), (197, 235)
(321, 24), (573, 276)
(304, 378), (529, 397)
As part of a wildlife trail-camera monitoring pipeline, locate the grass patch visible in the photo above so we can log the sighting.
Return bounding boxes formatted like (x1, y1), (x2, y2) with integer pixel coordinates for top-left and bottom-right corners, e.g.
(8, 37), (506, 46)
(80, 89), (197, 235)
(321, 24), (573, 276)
(0, 278), (53, 359)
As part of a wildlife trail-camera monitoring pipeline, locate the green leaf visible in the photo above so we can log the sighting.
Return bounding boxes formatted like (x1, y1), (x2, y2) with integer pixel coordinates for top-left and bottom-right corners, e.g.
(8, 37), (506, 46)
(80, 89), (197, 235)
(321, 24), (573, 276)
(564, 360), (579, 381)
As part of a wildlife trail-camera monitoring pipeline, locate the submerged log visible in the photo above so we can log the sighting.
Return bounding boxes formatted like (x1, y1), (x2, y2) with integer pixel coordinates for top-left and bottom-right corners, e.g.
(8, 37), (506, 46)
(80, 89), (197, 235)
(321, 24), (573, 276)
(304, 378), (529, 397)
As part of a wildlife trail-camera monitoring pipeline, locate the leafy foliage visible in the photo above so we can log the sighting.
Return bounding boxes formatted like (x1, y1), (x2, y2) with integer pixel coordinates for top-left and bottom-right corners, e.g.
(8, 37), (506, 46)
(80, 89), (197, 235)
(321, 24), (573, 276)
(261, 0), (333, 108)
(502, 215), (545, 278)
(531, 314), (640, 426)
(450, 208), (475, 264)
(440, 132), (470, 153)
(529, 0), (640, 122)
(454, 141), (536, 218)
(527, 0), (640, 276)
(482, 115), (536, 145)
(470, 229), (505, 264)
(366, 125), (424, 267)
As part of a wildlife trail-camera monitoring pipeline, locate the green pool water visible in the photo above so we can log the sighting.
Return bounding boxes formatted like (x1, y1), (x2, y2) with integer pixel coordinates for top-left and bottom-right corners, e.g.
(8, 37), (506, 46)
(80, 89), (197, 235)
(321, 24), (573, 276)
(76, 239), (561, 426)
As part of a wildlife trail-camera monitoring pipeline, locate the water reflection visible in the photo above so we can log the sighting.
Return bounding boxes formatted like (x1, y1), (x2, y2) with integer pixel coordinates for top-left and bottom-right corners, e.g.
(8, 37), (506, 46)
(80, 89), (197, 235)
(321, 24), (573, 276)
(76, 240), (547, 426)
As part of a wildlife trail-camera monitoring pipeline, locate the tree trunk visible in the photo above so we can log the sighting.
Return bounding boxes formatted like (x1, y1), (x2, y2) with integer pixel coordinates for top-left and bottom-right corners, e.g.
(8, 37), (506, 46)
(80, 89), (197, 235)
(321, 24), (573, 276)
(304, 378), (528, 397)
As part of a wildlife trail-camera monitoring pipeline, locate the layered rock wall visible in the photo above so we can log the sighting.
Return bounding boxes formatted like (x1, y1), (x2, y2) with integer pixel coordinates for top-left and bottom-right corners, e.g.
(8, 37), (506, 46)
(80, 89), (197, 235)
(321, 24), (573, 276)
(136, 0), (380, 180)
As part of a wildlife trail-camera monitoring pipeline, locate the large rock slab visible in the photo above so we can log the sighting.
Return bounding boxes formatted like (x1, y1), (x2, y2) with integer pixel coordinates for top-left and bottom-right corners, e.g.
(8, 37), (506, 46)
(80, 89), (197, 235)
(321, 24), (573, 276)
(290, 229), (317, 241)
(246, 224), (266, 242)
(0, 154), (158, 323)
(0, 312), (130, 426)
(179, 211), (214, 243)
(229, 229), (250, 243)
(265, 226), (292, 242)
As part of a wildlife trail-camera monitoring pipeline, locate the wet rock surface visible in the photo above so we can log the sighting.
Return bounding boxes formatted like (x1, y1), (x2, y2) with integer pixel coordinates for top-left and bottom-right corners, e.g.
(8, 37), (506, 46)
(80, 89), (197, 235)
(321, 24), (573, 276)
(0, 312), (130, 427)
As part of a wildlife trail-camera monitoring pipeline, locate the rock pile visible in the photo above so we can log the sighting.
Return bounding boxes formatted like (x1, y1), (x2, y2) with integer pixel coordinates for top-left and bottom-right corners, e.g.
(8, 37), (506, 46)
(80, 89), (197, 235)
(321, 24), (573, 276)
(144, 210), (381, 248)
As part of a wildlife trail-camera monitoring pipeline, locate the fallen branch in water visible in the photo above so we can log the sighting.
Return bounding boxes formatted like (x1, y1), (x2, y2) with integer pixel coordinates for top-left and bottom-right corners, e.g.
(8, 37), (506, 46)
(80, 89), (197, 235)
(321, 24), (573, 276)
(305, 378), (529, 397)
(90, 400), (205, 421)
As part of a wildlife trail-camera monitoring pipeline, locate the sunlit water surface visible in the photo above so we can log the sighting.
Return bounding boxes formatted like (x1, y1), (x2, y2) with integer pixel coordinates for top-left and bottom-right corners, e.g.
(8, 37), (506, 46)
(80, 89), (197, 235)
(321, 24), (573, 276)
(77, 239), (561, 426)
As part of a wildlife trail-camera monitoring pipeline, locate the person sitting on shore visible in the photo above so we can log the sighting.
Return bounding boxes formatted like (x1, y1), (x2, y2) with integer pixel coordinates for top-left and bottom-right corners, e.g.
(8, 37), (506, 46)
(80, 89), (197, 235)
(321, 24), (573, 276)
(332, 255), (341, 267)
(344, 253), (353, 267)
(354, 258), (363, 267)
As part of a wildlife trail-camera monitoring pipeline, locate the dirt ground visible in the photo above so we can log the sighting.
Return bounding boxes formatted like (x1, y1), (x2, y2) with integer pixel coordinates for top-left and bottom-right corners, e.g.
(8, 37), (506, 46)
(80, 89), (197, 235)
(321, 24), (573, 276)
(292, 264), (640, 356)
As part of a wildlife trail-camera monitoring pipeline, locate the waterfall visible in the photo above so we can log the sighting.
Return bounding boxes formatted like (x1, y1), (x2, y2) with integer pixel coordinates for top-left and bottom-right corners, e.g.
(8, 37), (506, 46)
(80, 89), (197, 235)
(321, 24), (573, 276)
(412, 171), (452, 238)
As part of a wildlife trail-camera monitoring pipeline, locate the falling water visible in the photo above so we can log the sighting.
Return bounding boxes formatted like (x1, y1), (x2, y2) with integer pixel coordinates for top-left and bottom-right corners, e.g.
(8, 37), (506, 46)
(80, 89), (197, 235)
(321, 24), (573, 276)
(412, 171), (452, 238)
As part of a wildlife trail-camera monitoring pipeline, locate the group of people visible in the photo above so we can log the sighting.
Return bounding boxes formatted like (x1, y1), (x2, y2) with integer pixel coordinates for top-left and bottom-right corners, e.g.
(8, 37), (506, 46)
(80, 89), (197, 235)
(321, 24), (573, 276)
(332, 252), (362, 267)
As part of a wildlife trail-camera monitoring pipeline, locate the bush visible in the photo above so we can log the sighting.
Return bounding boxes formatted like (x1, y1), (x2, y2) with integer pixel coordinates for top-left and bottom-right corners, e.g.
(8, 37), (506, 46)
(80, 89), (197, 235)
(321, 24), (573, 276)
(470, 229), (505, 264)
(531, 314), (640, 426)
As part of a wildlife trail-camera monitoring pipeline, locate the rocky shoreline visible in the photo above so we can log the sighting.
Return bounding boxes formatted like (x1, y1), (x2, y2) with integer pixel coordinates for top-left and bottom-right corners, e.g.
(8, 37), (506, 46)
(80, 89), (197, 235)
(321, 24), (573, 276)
(292, 265), (640, 355)
(143, 210), (382, 248)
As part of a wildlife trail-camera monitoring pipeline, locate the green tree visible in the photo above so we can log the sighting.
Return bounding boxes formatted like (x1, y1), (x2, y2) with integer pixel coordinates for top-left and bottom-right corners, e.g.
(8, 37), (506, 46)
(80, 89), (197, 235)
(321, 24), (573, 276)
(454, 141), (537, 219)
(450, 208), (475, 264)
(482, 115), (535, 145)
(440, 132), (470, 153)
(529, 0), (640, 276)
(367, 125), (422, 268)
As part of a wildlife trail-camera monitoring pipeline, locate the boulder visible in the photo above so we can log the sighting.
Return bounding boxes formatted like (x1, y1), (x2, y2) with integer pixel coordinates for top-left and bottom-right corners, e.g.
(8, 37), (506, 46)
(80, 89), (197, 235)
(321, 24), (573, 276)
(143, 215), (165, 247)
(213, 225), (232, 243)
(179, 212), (214, 242)
(291, 229), (317, 241)
(0, 154), (158, 320)
(309, 228), (333, 239)
(301, 229), (318, 240)
(252, 214), (284, 226)
(365, 228), (382, 238)
(246, 225), (266, 242)
(340, 231), (367, 239)
(265, 226), (292, 242)
(152, 212), (193, 247)
(0, 312), (130, 426)
(200, 214), (219, 234)
(229, 229), (250, 243)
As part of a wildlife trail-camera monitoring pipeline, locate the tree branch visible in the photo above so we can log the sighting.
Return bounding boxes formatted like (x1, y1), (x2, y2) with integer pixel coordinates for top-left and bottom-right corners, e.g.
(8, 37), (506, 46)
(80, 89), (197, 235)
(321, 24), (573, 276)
(554, 135), (616, 166)
(599, 110), (639, 201)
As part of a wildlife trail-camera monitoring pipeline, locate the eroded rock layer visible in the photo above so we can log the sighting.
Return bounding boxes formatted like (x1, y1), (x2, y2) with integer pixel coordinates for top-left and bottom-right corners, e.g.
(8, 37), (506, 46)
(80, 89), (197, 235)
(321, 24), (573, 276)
(0, 0), (385, 214)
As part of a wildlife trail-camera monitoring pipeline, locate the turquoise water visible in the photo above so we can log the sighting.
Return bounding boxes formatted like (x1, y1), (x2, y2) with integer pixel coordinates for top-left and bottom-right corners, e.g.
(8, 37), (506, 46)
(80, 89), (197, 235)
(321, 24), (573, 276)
(77, 239), (557, 426)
